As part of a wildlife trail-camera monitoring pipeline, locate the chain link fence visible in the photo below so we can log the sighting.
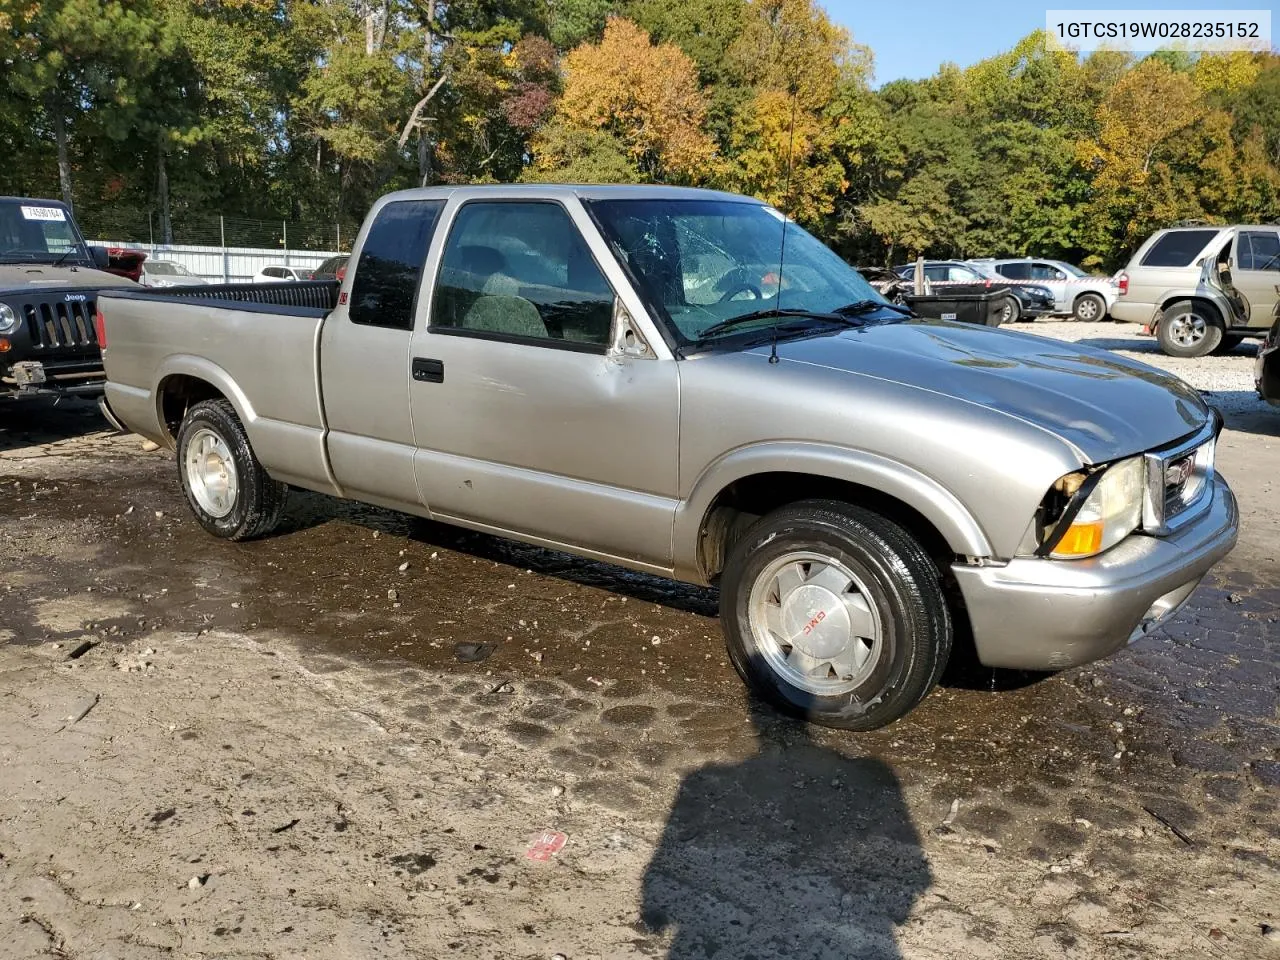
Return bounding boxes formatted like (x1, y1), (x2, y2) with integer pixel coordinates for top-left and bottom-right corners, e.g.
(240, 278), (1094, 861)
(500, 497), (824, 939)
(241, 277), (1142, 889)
(77, 208), (360, 253)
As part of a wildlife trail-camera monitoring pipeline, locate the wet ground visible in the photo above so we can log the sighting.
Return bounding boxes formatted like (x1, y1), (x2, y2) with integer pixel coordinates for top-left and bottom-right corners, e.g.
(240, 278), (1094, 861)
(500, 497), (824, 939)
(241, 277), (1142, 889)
(1, 323), (1278, 958)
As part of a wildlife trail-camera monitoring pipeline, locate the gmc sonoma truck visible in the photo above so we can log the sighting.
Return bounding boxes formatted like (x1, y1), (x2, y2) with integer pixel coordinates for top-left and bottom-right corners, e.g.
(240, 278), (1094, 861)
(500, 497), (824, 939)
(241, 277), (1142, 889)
(98, 185), (1238, 730)
(0, 196), (137, 399)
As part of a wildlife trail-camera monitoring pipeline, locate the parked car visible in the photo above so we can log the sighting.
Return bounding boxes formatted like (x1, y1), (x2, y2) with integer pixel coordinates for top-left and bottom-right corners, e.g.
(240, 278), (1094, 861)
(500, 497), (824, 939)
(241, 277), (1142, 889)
(1256, 316), (1280, 406)
(0, 195), (137, 399)
(252, 265), (312, 283)
(311, 254), (349, 282)
(974, 258), (1117, 321)
(141, 259), (207, 288)
(1113, 223), (1280, 358)
(99, 184), (1237, 730)
(893, 261), (1055, 324)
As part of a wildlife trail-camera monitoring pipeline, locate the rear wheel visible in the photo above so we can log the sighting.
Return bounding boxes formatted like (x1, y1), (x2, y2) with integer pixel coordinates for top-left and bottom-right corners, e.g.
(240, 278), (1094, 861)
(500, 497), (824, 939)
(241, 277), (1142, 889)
(176, 399), (286, 540)
(1072, 293), (1106, 322)
(720, 500), (952, 731)
(1157, 301), (1223, 358)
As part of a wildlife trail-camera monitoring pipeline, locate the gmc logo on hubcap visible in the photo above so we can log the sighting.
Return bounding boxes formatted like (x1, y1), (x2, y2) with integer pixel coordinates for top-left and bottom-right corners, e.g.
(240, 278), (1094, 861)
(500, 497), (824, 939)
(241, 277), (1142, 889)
(802, 610), (827, 635)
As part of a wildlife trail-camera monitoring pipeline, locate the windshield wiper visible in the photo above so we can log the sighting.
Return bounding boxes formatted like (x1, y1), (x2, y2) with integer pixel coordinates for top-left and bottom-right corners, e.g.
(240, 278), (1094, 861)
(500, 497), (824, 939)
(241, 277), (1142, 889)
(692, 308), (860, 345)
(834, 298), (913, 318)
(51, 239), (89, 268)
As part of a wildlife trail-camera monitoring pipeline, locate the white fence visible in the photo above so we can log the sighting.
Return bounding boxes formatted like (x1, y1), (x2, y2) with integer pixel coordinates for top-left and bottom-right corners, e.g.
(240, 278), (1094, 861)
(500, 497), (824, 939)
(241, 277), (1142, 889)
(90, 240), (343, 284)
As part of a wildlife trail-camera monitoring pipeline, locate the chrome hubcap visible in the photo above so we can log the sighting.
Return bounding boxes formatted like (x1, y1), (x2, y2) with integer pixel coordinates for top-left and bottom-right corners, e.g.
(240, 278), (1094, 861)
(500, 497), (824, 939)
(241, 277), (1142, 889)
(185, 428), (238, 518)
(1169, 313), (1206, 346)
(748, 552), (884, 696)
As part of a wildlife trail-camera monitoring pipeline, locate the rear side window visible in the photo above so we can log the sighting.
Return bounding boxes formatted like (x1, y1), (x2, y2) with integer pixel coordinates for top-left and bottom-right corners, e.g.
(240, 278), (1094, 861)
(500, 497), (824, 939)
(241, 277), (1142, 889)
(997, 262), (1030, 280)
(1140, 230), (1219, 267)
(1239, 230), (1280, 271)
(349, 199), (445, 329)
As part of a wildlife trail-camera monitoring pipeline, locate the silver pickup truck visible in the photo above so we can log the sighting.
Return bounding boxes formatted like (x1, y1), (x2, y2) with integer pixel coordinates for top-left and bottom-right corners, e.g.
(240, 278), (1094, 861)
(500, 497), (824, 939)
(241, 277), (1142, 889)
(99, 185), (1238, 730)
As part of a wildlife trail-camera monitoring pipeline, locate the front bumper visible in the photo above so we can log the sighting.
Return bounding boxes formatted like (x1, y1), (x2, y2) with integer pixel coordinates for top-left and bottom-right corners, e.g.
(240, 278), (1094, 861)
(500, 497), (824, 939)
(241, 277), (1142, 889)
(952, 475), (1238, 670)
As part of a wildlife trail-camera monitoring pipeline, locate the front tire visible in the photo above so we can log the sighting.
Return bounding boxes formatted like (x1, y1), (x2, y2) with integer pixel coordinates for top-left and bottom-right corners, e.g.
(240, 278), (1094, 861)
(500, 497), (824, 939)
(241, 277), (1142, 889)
(998, 296), (1020, 325)
(1157, 301), (1223, 358)
(1072, 293), (1106, 322)
(176, 399), (286, 540)
(720, 500), (952, 731)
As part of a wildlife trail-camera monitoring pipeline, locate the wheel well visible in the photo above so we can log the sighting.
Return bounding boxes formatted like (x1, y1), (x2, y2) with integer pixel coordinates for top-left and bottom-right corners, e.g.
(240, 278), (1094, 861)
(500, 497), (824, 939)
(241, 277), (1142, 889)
(1072, 290), (1104, 306)
(1159, 296), (1223, 326)
(696, 472), (958, 583)
(158, 375), (227, 441)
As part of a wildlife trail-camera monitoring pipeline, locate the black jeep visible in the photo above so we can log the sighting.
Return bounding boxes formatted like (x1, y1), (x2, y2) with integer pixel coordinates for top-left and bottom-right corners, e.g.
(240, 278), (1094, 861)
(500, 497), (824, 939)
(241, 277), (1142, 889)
(0, 196), (136, 400)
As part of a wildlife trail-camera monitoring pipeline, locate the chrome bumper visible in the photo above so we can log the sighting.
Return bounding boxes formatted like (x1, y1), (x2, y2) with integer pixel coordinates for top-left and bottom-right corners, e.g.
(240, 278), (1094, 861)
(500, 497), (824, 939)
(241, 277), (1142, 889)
(952, 476), (1238, 670)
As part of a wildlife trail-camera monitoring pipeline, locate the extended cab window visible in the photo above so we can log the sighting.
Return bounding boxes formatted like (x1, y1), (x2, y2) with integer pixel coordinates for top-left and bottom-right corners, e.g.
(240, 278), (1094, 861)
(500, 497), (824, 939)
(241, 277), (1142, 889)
(1140, 230), (1218, 268)
(349, 199), (444, 329)
(431, 201), (615, 349)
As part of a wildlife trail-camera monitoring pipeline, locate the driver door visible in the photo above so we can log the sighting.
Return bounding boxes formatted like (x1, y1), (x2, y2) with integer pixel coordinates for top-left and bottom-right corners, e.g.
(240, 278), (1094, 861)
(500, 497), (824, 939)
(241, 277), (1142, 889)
(407, 197), (680, 569)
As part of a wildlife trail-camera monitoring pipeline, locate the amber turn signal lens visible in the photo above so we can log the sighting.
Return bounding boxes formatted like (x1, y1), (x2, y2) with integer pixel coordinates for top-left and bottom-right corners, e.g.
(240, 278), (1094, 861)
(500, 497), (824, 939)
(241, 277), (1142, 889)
(0, 338), (10, 352)
(1054, 521), (1104, 557)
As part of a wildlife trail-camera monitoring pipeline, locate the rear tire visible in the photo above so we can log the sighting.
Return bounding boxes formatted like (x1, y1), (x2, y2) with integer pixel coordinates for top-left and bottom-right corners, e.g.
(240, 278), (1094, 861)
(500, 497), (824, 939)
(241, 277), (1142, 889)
(1157, 301), (1223, 358)
(1072, 293), (1106, 322)
(720, 500), (952, 731)
(176, 399), (286, 541)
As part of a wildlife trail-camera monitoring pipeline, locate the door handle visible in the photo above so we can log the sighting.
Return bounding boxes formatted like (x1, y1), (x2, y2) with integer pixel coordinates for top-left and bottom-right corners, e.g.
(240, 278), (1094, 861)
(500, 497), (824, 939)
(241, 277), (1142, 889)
(412, 357), (444, 383)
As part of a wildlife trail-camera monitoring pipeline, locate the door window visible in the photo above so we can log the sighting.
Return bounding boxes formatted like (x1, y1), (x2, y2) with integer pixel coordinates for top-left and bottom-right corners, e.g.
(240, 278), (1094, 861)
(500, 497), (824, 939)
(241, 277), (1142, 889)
(348, 199), (445, 329)
(1239, 230), (1280, 272)
(1030, 263), (1067, 281)
(431, 201), (615, 350)
(946, 265), (983, 282)
(997, 262), (1031, 280)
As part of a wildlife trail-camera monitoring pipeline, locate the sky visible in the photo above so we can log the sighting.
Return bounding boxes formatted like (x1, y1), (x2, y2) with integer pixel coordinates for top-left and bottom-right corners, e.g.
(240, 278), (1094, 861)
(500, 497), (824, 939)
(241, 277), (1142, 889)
(825, 0), (1262, 85)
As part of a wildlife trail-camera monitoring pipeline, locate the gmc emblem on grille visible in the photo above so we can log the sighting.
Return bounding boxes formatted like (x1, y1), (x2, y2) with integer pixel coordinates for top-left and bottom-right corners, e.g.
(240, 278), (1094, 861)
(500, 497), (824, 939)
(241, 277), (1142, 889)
(1166, 456), (1193, 487)
(64, 293), (87, 302)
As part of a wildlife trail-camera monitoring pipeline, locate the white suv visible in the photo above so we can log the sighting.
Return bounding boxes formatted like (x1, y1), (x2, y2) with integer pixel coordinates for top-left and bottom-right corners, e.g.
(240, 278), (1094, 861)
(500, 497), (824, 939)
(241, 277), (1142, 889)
(978, 258), (1117, 322)
(1113, 224), (1280, 357)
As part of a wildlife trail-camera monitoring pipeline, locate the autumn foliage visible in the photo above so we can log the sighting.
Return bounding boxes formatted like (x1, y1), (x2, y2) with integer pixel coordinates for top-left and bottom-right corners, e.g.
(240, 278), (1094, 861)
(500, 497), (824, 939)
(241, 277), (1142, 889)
(1, 1), (1277, 268)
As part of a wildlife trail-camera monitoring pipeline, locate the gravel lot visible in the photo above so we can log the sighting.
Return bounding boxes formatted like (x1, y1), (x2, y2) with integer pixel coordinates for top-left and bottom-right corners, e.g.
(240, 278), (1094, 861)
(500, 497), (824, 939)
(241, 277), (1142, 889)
(1, 321), (1276, 960)
(1028, 319), (1267, 416)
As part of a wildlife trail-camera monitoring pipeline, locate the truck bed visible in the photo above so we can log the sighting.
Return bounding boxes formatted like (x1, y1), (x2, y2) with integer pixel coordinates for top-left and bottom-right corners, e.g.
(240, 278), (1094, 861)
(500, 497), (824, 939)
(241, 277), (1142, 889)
(99, 280), (343, 492)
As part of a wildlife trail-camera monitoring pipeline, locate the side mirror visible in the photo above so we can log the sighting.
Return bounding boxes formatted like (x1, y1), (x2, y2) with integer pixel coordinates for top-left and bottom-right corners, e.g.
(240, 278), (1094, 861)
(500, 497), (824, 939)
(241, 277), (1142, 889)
(89, 246), (110, 270)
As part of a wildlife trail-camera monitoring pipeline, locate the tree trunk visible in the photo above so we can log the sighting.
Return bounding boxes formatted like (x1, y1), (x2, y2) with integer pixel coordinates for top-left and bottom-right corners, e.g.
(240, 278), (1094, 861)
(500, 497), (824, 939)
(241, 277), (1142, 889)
(52, 107), (73, 212)
(157, 141), (173, 245)
(418, 133), (433, 187)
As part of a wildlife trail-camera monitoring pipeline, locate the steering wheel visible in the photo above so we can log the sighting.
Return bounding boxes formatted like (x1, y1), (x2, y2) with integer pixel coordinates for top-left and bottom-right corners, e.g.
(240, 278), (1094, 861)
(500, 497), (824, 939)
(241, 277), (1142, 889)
(717, 282), (763, 303)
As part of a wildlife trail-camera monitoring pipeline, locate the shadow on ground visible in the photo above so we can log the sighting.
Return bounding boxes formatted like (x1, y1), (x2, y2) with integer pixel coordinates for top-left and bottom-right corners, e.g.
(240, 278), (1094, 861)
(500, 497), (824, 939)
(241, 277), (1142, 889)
(641, 698), (927, 959)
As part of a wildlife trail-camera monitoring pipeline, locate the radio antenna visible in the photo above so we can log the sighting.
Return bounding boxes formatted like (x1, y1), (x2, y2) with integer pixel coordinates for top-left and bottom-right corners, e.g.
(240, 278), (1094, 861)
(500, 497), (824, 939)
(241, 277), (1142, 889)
(769, 89), (799, 365)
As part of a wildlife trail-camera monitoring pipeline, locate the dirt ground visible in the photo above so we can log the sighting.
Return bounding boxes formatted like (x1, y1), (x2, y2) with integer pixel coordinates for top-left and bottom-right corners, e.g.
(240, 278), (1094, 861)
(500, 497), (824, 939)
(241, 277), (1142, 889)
(1, 321), (1277, 960)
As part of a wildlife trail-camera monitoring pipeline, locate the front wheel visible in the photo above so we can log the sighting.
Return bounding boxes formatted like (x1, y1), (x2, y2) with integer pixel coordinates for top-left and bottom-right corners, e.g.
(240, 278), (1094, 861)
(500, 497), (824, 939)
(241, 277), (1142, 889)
(1072, 293), (1106, 322)
(176, 399), (286, 540)
(998, 296), (1020, 325)
(1157, 301), (1223, 358)
(720, 501), (952, 731)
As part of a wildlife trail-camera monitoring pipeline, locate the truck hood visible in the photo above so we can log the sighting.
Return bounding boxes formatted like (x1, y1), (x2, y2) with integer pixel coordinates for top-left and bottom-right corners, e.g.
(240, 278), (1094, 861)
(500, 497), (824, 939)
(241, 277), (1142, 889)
(753, 320), (1209, 464)
(0, 263), (137, 292)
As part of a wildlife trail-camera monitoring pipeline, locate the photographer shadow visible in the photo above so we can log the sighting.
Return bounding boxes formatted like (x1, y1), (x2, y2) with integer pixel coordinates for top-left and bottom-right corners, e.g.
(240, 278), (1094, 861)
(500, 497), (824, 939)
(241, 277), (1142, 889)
(641, 693), (930, 959)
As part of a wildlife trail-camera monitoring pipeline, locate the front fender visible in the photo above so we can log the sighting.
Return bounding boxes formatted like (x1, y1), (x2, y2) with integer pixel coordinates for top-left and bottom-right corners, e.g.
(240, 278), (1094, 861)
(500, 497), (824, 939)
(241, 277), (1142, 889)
(672, 441), (994, 583)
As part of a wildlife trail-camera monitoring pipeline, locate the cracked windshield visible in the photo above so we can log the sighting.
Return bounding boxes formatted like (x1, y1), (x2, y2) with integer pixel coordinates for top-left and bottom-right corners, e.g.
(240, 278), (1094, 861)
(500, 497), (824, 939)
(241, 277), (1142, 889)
(589, 198), (889, 342)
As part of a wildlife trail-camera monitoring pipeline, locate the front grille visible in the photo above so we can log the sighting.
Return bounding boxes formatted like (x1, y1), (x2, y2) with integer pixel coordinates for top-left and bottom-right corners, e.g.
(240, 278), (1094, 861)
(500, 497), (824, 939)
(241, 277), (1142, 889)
(22, 296), (98, 349)
(1142, 424), (1216, 534)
